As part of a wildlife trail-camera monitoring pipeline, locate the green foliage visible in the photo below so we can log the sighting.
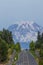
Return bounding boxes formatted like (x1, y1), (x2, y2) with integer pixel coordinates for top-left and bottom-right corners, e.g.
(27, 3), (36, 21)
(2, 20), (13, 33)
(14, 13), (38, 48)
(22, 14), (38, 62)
(35, 41), (41, 49)
(39, 58), (43, 65)
(15, 42), (21, 53)
(1, 29), (14, 44)
(29, 50), (38, 58)
(35, 32), (43, 57)
(29, 31), (43, 65)
(41, 33), (43, 43)
(0, 28), (21, 63)
(37, 31), (41, 42)
(0, 29), (15, 63)
(0, 31), (2, 37)
(40, 49), (43, 57)
(14, 53), (18, 61)
(0, 38), (8, 62)
(12, 63), (16, 65)
(35, 31), (41, 49)
(10, 44), (15, 54)
(29, 41), (35, 51)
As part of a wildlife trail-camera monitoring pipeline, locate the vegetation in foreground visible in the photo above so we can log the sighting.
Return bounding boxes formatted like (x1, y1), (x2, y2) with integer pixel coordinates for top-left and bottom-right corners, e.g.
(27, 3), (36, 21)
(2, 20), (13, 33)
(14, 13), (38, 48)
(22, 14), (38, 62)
(0, 28), (43, 65)
(0, 29), (21, 64)
(29, 31), (43, 65)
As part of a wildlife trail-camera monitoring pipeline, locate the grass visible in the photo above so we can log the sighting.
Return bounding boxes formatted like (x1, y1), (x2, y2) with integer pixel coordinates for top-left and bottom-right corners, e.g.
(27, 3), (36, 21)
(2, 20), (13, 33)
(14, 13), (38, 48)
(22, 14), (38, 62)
(12, 63), (16, 65)
(29, 50), (38, 58)
(14, 53), (18, 61)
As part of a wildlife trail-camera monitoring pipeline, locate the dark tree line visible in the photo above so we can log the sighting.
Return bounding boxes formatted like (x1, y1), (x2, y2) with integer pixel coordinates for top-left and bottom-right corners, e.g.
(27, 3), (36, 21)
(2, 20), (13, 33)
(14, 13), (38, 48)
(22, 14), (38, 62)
(29, 31), (43, 57)
(35, 32), (43, 49)
(0, 38), (8, 62)
(36, 31), (43, 57)
(0, 29), (21, 62)
(1, 29), (14, 44)
(0, 29), (14, 62)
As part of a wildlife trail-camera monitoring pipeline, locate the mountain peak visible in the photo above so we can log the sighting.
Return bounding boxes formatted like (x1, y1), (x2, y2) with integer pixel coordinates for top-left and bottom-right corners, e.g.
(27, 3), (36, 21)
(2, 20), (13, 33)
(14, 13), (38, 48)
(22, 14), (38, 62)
(8, 21), (43, 43)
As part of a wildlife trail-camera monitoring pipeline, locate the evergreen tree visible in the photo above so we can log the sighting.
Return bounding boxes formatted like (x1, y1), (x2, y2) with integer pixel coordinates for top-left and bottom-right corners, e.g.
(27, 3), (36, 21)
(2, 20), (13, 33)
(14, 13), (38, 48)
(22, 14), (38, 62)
(29, 41), (35, 50)
(41, 33), (43, 44)
(35, 31), (41, 49)
(15, 42), (21, 52)
(1, 29), (14, 44)
(37, 31), (41, 43)
(0, 38), (8, 62)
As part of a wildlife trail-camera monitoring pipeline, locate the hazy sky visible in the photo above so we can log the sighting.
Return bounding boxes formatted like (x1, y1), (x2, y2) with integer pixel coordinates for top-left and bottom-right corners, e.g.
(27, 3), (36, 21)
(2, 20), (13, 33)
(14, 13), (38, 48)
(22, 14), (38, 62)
(0, 0), (43, 30)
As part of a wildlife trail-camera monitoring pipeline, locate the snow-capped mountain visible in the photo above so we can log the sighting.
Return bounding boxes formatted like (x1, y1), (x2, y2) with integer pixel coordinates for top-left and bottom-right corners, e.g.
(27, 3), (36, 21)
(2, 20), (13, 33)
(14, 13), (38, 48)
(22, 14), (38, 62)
(8, 21), (43, 43)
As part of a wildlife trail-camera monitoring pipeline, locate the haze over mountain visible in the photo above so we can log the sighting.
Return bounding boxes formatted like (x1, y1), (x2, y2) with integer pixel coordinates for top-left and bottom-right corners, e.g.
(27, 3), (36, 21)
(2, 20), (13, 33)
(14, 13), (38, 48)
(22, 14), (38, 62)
(8, 21), (43, 43)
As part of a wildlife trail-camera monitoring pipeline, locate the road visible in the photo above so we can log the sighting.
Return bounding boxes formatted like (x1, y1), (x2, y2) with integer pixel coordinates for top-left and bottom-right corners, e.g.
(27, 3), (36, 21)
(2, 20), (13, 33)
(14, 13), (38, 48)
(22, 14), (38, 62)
(16, 50), (38, 65)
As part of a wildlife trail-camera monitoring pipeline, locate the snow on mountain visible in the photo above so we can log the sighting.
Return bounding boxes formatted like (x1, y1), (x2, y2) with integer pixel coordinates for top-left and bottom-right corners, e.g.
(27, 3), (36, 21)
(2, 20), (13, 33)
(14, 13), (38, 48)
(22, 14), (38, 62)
(8, 21), (43, 43)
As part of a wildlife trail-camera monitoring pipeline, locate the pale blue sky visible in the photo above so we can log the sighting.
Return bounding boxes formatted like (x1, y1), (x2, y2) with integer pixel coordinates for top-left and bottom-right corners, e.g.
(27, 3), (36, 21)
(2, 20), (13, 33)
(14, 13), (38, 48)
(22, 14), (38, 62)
(0, 0), (43, 30)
